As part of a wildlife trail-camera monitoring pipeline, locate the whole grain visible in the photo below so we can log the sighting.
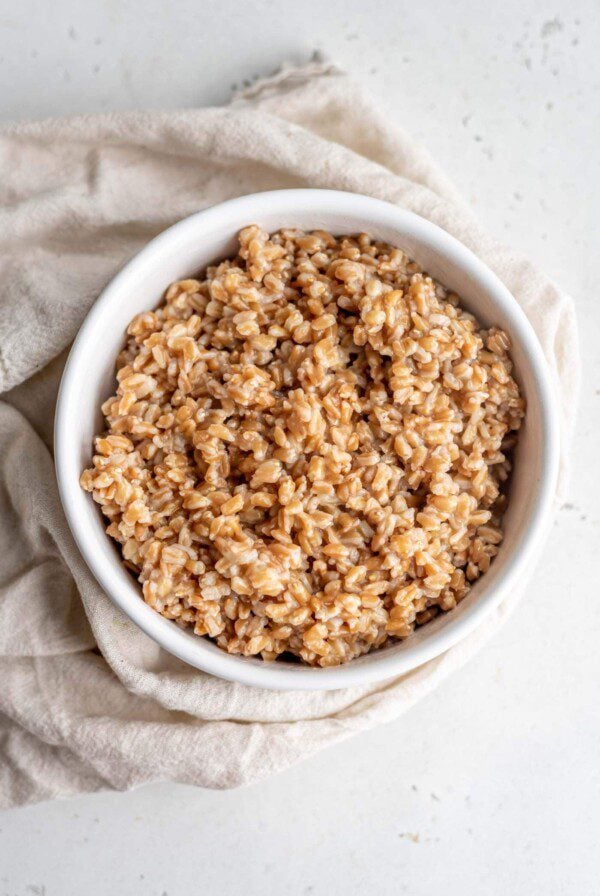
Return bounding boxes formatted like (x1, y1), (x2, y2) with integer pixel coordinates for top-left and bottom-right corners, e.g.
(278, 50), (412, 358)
(80, 227), (525, 666)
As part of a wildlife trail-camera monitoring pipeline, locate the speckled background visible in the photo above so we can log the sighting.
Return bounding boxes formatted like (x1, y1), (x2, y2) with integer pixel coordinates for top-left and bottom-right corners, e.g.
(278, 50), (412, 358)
(0, 1), (597, 894)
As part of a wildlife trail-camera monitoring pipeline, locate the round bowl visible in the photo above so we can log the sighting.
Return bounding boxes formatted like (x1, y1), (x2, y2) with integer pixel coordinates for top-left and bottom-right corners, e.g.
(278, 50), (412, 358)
(55, 189), (560, 691)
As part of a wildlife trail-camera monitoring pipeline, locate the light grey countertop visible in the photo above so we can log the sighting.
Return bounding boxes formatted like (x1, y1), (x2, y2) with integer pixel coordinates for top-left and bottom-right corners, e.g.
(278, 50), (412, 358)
(1, 1), (598, 893)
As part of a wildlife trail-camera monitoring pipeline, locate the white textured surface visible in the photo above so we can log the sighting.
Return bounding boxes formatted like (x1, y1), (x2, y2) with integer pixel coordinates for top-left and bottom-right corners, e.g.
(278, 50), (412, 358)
(0, 0), (598, 894)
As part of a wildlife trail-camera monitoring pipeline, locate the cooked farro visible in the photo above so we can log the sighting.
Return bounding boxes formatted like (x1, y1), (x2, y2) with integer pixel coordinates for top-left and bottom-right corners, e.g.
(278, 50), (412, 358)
(80, 227), (525, 667)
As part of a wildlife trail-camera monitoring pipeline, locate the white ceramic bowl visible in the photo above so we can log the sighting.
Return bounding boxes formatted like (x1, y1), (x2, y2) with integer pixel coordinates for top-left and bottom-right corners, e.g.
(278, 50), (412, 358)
(55, 189), (560, 691)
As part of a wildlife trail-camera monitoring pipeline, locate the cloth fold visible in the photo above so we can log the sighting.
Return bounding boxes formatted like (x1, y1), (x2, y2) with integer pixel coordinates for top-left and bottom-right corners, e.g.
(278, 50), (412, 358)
(0, 62), (579, 808)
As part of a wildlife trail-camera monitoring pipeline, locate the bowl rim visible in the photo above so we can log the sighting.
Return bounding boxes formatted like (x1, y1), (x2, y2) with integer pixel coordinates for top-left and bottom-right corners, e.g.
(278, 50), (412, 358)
(54, 188), (560, 691)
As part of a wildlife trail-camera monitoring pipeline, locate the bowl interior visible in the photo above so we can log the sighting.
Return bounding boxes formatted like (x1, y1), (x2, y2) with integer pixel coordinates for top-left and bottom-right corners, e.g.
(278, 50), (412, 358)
(56, 190), (556, 690)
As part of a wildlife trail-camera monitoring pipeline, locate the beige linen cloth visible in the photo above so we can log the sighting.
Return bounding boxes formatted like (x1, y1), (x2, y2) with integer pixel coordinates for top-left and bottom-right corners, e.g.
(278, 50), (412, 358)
(0, 61), (579, 808)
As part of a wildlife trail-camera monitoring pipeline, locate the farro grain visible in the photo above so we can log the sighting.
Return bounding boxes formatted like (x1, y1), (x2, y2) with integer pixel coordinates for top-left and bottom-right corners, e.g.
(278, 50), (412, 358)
(81, 227), (525, 666)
